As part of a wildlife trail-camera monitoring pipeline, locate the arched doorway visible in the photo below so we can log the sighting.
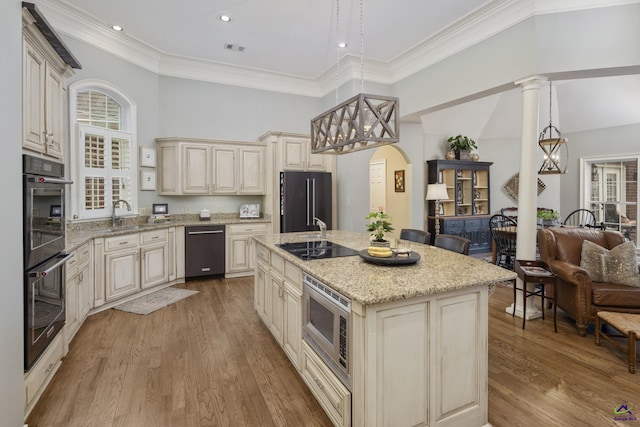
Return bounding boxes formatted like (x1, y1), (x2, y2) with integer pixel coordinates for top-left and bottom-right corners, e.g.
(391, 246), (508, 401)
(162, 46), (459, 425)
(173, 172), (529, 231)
(369, 145), (411, 240)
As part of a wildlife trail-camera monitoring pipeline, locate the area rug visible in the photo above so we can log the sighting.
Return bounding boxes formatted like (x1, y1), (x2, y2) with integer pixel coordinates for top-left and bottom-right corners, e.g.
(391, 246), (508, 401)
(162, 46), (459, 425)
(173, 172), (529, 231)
(113, 287), (198, 315)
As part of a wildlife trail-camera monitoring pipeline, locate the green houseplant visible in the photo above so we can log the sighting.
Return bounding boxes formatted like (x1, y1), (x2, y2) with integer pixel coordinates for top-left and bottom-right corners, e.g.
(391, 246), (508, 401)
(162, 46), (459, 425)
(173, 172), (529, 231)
(537, 209), (559, 226)
(366, 209), (394, 245)
(447, 135), (477, 160)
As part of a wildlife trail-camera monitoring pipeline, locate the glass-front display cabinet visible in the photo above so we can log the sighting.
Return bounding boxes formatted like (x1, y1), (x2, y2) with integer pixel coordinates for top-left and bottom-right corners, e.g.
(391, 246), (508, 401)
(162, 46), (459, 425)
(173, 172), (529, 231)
(426, 160), (493, 254)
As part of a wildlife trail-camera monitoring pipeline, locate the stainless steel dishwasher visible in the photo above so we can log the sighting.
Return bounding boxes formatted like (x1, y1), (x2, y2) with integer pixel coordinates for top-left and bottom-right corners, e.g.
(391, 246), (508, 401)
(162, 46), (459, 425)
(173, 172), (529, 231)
(185, 225), (225, 278)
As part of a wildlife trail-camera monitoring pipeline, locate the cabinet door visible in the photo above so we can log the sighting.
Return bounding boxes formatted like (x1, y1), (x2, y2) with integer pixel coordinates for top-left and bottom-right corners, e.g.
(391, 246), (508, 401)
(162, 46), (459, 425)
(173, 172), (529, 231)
(23, 39), (46, 153)
(105, 249), (140, 301)
(283, 282), (302, 370)
(44, 63), (64, 159)
(65, 271), (79, 340)
(212, 146), (237, 193)
(227, 235), (250, 274)
(307, 147), (327, 171)
(282, 137), (306, 170)
(141, 243), (169, 289)
(182, 144), (210, 194)
(254, 263), (268, 322)
(269, 272), (285, 345)
(239, 146), (265, 194)
(78, 262), (92, 320)
(157, 143), (179, 194)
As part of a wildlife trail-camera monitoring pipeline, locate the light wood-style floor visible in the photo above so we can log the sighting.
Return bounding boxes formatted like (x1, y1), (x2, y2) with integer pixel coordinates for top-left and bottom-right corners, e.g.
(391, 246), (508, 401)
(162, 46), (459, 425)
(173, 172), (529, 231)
(27, 277), (640, 426)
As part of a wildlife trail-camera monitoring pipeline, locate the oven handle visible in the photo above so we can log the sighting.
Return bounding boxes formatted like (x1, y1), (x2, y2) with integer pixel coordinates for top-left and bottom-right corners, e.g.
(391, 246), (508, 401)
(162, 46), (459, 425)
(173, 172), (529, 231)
(28, 176), (74, 185)
(30, 253), (74, 278)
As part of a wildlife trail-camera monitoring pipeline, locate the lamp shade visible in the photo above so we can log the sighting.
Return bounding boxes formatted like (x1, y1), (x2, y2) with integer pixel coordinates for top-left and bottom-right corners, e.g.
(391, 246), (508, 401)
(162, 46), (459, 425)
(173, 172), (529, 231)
(425, 183), (449, 201)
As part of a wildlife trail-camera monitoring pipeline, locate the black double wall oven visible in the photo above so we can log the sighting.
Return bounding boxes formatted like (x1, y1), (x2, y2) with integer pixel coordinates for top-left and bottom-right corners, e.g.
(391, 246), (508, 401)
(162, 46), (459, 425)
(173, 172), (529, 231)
(23, 154), (73, 370)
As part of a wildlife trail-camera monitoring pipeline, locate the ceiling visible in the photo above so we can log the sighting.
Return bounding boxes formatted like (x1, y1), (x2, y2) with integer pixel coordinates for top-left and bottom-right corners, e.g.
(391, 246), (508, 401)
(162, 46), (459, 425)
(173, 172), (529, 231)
(39, 0), (640, 133)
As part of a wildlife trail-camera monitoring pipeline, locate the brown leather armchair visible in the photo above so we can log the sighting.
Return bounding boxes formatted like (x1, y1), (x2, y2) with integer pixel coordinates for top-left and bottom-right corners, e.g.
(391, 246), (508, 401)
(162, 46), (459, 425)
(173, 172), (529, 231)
(537, 227), (640, 336)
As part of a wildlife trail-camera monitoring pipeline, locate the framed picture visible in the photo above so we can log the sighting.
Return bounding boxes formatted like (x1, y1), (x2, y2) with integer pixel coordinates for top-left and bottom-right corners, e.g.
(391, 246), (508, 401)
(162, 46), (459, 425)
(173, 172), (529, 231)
(394, 170), (405, 192)
(152, 203), (168, 215)
(140, 147), (156, 168)
(140, 170), (156, 191)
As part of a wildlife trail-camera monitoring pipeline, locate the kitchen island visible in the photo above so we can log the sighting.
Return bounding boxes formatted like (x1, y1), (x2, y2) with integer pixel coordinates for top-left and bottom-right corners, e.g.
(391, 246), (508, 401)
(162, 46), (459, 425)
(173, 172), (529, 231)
(253, 231), (516, 427)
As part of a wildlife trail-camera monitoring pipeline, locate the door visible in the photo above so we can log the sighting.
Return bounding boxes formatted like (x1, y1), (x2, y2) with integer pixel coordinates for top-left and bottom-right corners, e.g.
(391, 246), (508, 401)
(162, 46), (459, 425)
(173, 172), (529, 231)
(370, 160), (386, 212)
(280, 171), (309, 232)
(105, 249), (140, 301)
(182, 144), (209, 194)
(212, 146), (237, 193)
(141, 243), (168, 288)
(239, 147), (265, 194)
(309, 172), (332, 229)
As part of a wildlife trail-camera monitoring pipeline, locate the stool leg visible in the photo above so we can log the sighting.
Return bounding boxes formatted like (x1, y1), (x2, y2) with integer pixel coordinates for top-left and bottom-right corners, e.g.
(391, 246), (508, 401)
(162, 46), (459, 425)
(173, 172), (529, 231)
(629, 332), (636, 374)
(522, 287), (526, 330)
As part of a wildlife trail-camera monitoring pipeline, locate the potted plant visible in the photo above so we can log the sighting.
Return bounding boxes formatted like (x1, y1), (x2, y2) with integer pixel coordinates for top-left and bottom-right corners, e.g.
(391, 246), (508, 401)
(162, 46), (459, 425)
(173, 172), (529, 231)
(537, 209), (559, 227)
(366, 208), (394, 246)
(447, 135), (477, 161)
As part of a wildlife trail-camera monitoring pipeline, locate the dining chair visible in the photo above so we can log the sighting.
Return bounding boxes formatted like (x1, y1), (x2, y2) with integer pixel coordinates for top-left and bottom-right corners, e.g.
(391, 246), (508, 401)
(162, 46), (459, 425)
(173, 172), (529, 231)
(433, 234), (470, 255)
(563, 209), (597, 228)
(399, 228), (431, 244)
(489, 214), (518, 269)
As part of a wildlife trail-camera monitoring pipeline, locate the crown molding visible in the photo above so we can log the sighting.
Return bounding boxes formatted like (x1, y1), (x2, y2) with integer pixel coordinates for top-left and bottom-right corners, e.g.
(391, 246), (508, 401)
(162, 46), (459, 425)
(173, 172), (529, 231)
(34, 0), (640, 98)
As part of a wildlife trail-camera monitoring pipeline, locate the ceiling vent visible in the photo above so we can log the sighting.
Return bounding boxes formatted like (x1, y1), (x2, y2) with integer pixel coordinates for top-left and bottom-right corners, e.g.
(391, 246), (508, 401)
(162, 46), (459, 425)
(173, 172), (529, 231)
(224, 43), (245, 53)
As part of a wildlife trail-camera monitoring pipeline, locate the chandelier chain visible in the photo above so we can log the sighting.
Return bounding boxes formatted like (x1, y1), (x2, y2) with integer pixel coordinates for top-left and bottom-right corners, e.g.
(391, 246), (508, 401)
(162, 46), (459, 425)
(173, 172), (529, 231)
(548, 81), (552, 127)
(360, 0), (364, 93)
(336, 0), (340, 105)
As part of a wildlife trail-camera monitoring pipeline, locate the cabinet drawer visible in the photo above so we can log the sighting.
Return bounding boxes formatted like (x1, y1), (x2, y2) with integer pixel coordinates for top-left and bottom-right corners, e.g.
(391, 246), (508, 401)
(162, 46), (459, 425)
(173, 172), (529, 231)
(227, 223), (268, 235)
(104, 234), (138, 252)
(301, 342), (351, 427)
(271, 252), (284, 274)
(25, 334), (63, 407)
(464, 219), (482, 231)
(76, 242), (91, 265)
(443, 220), (464, 234)
(139, 228), (167, 245)
(284, 261), (301, 290)
(256, 243), (270, 265)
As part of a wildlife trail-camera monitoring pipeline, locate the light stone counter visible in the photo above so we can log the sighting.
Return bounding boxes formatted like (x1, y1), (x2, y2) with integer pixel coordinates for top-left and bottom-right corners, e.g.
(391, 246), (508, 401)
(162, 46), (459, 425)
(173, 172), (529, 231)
(66, 214), (270, 252)
(255, 230), (515, 306)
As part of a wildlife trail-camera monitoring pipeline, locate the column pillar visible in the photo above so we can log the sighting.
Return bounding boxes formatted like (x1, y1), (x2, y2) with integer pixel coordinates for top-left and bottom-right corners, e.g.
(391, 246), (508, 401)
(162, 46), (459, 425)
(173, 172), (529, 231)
(506, 75), (547, 320)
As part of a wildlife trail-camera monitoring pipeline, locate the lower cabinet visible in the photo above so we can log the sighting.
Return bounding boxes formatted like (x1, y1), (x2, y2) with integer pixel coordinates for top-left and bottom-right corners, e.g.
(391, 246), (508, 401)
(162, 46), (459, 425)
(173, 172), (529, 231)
(65, 241), (92, 344)
(225, 223), (268, 277)
(24, 333), (64, 416)
(441, 216), (491, 254)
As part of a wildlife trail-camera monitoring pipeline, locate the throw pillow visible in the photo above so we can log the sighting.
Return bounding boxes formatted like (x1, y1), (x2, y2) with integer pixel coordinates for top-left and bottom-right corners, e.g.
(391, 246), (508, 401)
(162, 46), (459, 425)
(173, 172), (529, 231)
(580, 240), (640, 287)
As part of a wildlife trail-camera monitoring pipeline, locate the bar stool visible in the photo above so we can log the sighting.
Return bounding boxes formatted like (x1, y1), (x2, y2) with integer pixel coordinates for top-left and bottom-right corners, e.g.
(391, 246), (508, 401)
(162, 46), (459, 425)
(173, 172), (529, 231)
(514, 260), (557, 332)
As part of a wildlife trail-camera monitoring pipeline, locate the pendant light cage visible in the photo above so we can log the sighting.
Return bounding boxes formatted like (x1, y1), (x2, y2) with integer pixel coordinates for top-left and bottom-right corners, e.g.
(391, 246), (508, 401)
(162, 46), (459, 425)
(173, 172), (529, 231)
(538, 81), (568, 174)
(310, 0), (399, 154)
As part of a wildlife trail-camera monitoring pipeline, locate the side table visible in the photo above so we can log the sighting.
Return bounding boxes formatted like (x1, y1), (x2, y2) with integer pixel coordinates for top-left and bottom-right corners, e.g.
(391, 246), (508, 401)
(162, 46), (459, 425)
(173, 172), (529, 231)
(514, 260), (557, 332)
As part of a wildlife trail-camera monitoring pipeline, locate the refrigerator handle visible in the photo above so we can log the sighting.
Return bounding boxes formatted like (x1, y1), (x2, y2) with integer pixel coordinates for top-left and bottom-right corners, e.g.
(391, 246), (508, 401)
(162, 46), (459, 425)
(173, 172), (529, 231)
(312, 178), (316, 224)
(306, 178), (311, 226)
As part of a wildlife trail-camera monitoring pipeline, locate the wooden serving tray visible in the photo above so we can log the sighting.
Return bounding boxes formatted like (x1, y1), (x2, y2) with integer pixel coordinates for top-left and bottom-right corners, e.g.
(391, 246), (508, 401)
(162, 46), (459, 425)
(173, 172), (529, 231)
(359, 249), (421, 266)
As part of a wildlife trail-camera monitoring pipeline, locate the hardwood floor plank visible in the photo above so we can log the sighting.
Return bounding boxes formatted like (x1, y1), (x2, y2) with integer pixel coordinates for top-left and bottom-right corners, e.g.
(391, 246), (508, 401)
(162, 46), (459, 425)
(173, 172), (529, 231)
(27, 277), (640, 426)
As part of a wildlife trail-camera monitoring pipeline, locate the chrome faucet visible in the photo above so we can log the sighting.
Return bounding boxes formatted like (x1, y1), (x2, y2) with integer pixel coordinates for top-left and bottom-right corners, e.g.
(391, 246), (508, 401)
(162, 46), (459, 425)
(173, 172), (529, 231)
(112, 199), (132, 227)
(314, 217), (327, 239)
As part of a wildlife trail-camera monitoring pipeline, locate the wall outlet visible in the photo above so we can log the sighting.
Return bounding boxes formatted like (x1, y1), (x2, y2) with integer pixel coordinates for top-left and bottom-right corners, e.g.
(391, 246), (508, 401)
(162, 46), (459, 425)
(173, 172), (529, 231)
(185, 205), (191, 213)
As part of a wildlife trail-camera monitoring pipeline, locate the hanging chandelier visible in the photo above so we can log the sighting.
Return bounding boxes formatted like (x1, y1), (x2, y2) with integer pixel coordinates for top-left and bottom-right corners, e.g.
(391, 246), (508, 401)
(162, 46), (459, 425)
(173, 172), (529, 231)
(538, 81), (568, 174)
(310, 0), (399, 155)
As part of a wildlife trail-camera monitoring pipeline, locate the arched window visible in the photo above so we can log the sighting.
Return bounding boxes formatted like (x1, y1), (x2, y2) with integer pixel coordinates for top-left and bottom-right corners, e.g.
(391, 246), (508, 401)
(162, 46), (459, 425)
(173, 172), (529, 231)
(69, 80), (137, 220)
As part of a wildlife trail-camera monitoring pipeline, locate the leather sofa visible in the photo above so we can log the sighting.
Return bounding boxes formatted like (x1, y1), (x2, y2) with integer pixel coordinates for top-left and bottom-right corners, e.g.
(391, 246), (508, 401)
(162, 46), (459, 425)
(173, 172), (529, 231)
(537, 227), (640, 336)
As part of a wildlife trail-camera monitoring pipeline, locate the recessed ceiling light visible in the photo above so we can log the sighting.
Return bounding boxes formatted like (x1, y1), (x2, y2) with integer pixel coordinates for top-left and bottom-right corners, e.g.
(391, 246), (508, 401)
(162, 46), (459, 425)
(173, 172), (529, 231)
(110, 25), (123, 32)
(338, 42), (347, 48)
(218, 14), (232, 23)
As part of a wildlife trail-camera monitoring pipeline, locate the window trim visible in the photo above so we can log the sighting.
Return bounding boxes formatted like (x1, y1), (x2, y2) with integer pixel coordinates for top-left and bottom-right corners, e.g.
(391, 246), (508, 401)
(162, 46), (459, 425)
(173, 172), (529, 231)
(68, 79), (137, 220)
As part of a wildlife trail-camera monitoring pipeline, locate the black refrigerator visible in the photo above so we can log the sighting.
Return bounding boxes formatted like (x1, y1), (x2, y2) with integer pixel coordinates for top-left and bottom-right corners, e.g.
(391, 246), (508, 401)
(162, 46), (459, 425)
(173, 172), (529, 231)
(280, 171), (332, 232)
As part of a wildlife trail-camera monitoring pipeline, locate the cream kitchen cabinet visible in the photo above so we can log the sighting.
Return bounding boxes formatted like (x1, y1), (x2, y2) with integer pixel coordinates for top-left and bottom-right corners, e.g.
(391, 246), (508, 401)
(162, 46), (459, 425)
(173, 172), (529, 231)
(281, 135), (328, 172)
(22, 6), (77, 160)
(156, 138), (266, 195)
(64, 241), (92, 345)
(225, 223), (268, 277)
(97, 228), (171, 305)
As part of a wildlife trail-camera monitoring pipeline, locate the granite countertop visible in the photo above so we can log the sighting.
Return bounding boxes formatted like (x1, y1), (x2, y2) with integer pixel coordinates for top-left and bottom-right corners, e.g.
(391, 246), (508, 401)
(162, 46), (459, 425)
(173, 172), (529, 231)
(65, 214), (270, 252)
(254, 231), (516, 306)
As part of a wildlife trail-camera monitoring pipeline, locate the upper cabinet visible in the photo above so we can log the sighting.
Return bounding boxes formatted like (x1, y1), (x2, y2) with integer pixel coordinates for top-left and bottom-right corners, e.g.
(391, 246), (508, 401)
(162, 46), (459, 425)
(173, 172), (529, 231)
(155, 138), (266, 196)
(281, 135), (328, 172)
(22, 3), (81, 160)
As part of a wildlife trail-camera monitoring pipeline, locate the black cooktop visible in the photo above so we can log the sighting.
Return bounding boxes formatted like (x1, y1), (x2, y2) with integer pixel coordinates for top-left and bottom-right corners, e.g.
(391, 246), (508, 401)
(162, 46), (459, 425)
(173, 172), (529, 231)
(277, 241), (359, 260)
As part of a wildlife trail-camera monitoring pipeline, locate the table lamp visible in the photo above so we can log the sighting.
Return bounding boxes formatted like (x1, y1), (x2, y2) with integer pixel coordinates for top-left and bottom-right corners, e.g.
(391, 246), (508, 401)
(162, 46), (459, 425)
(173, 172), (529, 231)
(426, 183), (449, 236)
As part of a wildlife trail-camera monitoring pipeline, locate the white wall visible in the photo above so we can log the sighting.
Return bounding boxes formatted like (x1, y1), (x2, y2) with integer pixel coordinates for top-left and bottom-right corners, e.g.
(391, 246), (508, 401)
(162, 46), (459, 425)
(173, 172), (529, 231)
(1, 1), (27, 425)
